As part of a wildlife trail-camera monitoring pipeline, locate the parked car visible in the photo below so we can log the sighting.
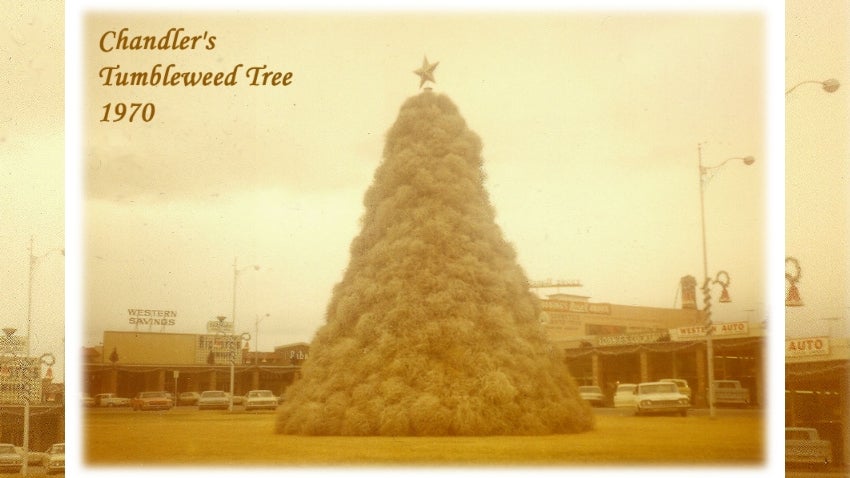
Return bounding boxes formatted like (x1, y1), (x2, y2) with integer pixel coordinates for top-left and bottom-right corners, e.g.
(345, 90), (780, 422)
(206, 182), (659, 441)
(198, 390), (229, 410)
(131, 391), (173, 411)
(578, 385), (605, 407)
(42, 443), (64, 475)
(178, 391), (200, 406)
(94, 393), (131, 407)
(633, 381), (690, 416)
(712, 380), (750, 407)
(14, 447), (42, 467)
(227, 392), (245, 406)
(244, 389), (278, 411)
(613, 383), (637, 408)
(0, 443), (22, 473)
(82, 393), (95, 407)
(659, 378), (692, 400)
(786, 427), (832, 466)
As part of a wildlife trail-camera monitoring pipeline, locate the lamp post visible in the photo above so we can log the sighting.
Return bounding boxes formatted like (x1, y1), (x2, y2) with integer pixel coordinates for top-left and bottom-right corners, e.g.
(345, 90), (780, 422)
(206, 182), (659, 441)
(255, 313), (269, 364)
(786, 78), (840, 95)
(26, 236), (64, 357)
(230, 258), (259, 411)
(698, 143), (754, 418)
(226, 331), (251, 412)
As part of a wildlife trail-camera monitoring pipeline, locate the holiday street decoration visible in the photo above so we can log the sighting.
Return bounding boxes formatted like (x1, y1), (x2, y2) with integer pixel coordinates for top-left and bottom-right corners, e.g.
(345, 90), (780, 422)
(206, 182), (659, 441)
(785, 256), (803, 307)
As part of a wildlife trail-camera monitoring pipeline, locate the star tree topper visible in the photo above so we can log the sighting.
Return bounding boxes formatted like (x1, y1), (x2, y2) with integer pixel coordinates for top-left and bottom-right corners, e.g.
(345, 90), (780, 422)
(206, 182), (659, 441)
(413, 56), (439, 89)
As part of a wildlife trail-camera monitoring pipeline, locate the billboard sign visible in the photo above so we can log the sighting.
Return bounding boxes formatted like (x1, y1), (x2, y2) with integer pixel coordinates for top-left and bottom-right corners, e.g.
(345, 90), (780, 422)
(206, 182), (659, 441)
(207, 320), (233, 334)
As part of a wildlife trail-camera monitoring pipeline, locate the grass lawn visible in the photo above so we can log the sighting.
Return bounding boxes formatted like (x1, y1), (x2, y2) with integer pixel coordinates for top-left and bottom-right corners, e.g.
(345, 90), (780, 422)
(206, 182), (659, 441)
(84, 408), (763, 468)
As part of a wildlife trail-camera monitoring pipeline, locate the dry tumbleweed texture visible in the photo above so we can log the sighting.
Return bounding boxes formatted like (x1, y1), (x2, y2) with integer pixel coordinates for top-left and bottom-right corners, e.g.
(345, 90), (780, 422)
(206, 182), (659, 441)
(275, 92), (594, 436)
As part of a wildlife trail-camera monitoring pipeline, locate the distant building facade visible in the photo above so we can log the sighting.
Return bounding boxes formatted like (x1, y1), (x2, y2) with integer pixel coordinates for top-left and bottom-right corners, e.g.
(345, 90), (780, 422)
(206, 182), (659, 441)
(84, 331), (303, 399)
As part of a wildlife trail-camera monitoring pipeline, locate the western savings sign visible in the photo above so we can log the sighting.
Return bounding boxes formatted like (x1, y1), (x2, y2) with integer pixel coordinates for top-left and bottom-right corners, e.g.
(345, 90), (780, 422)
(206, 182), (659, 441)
(128, 308), (177, 327)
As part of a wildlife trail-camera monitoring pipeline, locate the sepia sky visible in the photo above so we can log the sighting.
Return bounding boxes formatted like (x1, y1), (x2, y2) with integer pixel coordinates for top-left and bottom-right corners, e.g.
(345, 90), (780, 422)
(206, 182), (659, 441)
(785, 0), (850, 338)
(0, 2), (64, 379)
(77, 5), (773, 356)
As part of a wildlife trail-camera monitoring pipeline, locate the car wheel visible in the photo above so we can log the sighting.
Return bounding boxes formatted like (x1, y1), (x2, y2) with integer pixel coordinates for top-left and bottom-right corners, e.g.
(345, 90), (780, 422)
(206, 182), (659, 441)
(680, 409), (688, 417)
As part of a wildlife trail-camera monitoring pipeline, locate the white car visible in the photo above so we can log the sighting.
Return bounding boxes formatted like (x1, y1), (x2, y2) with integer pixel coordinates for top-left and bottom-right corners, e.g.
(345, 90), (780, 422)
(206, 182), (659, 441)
(633, 381), (690, 416)
(198, 390), (229, 410)
(244, 390), (278, 411)
(42, 443), (64, 475)
(0, 444), (21, 473)
(613, 383), (637, 408)
(659, 378), (692, 400)
(578, 385), (605, 407)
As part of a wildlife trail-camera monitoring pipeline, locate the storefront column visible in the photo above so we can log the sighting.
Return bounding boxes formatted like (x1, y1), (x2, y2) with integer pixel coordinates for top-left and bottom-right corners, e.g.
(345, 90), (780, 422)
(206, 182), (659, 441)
(156, 369), (166, 390)
(639, 351), (649, 383)
(251, 368), (260, 390)
(695, 347), (707, 408)
(209, 370), (217, 390)
(591, 353), (601, 386)
(108, 367), (118, 393)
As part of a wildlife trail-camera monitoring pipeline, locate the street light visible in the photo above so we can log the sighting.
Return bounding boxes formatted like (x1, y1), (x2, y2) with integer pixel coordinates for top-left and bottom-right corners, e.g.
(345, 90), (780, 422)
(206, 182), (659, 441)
(255, 313), (269, 364)
(786, 78), (840, 95)
(230, 258), (259, 411)
(26, 236), (63, 357)
(697, 143), (754, 419)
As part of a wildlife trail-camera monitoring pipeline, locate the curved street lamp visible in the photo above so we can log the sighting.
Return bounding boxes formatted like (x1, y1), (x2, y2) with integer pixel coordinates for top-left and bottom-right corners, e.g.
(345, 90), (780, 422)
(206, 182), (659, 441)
(26, 236), (64, 358)
(697, 144), (755, 419)
(230, 258), (259, 411)
(232, 258), (260, 337)
(786, 78), (840, 95)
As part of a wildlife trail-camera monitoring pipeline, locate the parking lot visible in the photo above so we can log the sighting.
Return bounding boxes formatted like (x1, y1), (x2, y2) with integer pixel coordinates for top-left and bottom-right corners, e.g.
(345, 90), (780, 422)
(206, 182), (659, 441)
(83, 403), (764, 467)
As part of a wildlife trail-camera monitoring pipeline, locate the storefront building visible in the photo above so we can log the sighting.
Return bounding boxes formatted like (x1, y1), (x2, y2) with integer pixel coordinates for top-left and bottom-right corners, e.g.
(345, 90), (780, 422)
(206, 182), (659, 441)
(540, 289), (765, 408)
(83, 331), (304, 399)
(786, 336), (849, 468)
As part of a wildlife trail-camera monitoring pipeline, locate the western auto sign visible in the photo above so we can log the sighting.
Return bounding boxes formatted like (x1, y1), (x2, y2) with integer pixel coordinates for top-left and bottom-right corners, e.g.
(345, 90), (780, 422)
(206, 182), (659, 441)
(786, 337), (830, 358)
(674, 321), (749, 340)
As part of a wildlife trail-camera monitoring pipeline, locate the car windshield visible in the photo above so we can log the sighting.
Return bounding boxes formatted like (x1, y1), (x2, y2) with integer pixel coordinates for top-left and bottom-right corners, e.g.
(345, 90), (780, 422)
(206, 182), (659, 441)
(50, 444), (64, 453)
(616, 385), (635, 393)
(0, 445), (15, 454)
(203, 391), (225, 397)
(640, 384), (677, 394)
(141, 392), (165, 398)
(249, 390), (273, 397)
(786, 429), (811, 440)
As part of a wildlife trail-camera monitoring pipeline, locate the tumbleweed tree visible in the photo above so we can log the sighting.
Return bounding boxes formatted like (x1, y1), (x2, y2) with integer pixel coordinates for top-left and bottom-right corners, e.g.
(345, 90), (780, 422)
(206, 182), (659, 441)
(275, 91), (594, 436)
